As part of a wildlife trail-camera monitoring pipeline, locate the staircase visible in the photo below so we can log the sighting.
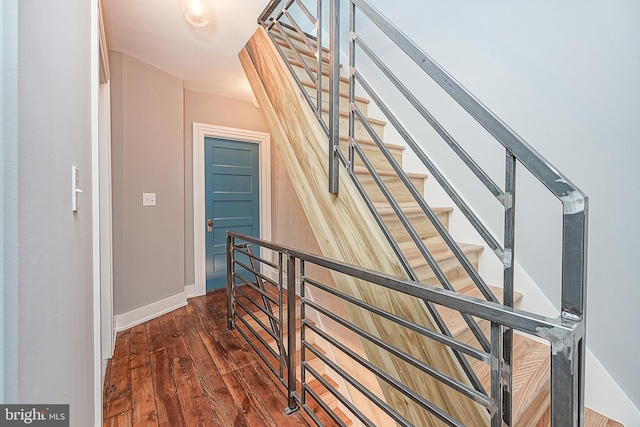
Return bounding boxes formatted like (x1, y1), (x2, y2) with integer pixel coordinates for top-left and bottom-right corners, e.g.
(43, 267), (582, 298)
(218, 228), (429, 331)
(237, 7), (622, 427)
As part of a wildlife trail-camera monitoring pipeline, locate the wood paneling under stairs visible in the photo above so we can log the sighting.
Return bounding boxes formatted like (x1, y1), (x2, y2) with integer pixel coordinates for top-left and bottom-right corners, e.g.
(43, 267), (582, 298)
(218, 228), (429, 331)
(103, 290), (312, 427)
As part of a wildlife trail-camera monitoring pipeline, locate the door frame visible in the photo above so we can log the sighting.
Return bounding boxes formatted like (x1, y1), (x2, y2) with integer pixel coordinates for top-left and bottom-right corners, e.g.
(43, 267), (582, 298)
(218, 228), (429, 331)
(192, 123), (271, 297)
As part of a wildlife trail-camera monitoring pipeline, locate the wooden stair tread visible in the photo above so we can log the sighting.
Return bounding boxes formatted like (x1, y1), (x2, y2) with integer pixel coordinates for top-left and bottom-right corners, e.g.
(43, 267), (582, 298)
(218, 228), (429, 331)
(375, 202), (453, 216)
(469, 333), (550, 425)
(339, 135), (403, 151)
(353, 165), (427, 180)
(287, 58), (350, 83)
(270, 25), (330, 54)
(402, 239), (484, 266)
(535, 407), (625, 427)
(321, 108), (386, 126)
(276, 39), (331, 65)
(584, 408), (625, 427)
(301, 79), (370, 104)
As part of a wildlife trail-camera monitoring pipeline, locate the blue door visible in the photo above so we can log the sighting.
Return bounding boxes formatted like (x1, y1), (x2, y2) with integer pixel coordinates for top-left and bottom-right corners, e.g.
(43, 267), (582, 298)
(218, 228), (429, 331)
(205, 137), (260, 291)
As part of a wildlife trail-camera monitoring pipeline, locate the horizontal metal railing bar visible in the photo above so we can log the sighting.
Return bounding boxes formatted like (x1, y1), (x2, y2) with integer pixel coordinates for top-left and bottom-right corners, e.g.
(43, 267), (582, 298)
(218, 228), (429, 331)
(304, 343), (421, 427)
(294, 0), (318, 28)
(305, 316), (493, 409)
(233, 317), (284, 384)
(274, 20), (318, 85)
(351, 0), (586, 207)
(232, 258), (281, 292)
(351, 77), (499, 305)
(227, 232), (572, 336)
(233, 243), (280, 270)
(231, 264), (279, 305)
(349, 133), (492, 352)
(264, 28), (330, 135)
(234, 305), (282, 362)
(302, 363), (364, 426)
(303, 277), (489, 362)
(234, 293), (281, 342)
(234, 282), (279, 326)
(353, 34), (505, 202)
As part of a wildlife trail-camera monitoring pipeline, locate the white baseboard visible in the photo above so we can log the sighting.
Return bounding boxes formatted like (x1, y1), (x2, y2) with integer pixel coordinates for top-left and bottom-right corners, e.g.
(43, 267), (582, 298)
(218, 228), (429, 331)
(114, 291), (187, 332)
(585, 350), (640, 425)
(185, 284), (197, 299)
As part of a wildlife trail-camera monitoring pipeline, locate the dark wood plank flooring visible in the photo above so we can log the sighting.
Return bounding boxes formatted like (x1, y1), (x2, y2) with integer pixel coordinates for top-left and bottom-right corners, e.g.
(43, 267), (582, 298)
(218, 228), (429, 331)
(103, 289), (310, 427)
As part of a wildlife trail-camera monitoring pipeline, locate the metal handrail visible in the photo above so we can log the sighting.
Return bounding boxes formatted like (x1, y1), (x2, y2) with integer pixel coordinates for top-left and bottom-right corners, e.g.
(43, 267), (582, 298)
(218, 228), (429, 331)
(256, 1), (587, 425)
(227, 232), (585, 426)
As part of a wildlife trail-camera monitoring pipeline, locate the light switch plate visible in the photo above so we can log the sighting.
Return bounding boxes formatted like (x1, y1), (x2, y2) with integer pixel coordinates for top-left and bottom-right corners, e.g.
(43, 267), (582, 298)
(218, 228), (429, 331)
(72, 166), (82, 212)
(142, 192), (156, 206)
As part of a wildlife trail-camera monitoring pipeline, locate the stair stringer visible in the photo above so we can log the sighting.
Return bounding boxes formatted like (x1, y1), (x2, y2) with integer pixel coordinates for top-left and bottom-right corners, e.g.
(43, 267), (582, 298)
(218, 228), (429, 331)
(240, 26), (489, 427)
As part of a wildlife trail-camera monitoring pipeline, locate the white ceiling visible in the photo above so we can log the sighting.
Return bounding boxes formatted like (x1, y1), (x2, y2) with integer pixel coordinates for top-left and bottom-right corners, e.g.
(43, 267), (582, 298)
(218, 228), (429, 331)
(102, 0), (268, 102)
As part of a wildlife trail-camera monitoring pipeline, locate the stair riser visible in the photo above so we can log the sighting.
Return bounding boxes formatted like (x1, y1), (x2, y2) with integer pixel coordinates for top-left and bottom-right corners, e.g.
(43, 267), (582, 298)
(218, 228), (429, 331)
(307, 91), (369, 117)
(280, 45), (330, 72)
(321, 111), (385, 140)
(291, 65), (350, 94)
(412, 251), (479, 292)
(339, 139), (403, 171)
(381, 210), (450, 243)
(355, 174), (425, 204)
(273, 33), (330, 62)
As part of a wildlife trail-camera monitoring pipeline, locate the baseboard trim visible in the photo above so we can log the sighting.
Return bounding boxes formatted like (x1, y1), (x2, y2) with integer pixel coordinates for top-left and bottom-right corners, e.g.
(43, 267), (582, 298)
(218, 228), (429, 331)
(114, 291), (187, 332)
(185, 284), (197, 299)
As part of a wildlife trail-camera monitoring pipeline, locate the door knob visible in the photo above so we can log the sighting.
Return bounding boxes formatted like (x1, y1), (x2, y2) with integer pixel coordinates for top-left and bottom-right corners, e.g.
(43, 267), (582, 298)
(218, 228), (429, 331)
(207, 219), (213, 232)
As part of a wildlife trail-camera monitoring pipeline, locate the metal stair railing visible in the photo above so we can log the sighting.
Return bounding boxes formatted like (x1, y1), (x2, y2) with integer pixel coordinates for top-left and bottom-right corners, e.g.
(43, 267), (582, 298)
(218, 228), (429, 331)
(227, 231), (586, 427)
(256, 1), (588, 426)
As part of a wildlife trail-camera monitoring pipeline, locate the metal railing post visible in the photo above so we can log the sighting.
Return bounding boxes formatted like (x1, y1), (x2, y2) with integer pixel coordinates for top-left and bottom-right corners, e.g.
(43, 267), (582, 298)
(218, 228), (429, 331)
(490, 322), (503, 427)
(226, 233), (235, 331)
(556, 197), (588, 427)
(502, 151), (516, 425)
(285, 253), (299, 414)
(551, 328), (585, 427)
(328, 0), (340, 194)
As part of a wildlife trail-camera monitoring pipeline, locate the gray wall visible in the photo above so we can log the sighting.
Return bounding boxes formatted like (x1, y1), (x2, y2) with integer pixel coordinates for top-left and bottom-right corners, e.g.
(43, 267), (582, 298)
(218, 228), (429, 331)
(358, 0), (640, 408)
(16, 0), (97, 424)
(1, 0), (19, 403)
(183, 89), (268, 286)
(110, 51), (185, 314)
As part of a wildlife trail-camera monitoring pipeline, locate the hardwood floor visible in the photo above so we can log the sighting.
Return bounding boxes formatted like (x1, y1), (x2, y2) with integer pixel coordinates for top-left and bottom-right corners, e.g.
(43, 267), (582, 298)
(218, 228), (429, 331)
(103, 289), (310, 427)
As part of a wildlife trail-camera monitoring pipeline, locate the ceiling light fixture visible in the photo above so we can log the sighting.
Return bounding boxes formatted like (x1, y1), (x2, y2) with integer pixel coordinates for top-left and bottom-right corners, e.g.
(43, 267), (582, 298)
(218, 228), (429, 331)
(180, 0), (212, 27)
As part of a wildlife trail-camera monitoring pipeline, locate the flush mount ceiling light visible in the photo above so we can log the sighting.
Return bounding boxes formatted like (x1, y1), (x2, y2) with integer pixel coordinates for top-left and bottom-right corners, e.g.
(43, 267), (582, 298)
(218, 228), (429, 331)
(180, 0), (212, 27)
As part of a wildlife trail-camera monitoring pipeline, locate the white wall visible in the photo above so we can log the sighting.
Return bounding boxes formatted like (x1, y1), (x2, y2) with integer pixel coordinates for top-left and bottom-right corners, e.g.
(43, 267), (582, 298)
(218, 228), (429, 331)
(15, 0), (98, 424)
(351, 0), (640, 419)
